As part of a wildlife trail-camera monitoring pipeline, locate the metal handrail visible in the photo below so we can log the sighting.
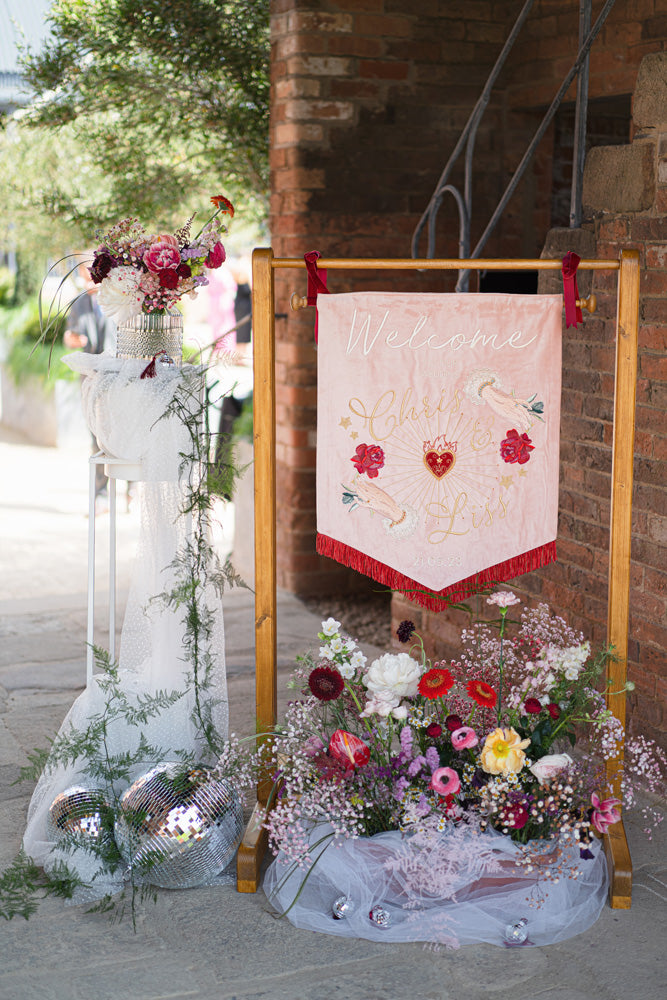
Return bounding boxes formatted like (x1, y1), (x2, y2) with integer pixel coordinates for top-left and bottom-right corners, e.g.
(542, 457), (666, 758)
(411, 0), (618, 290)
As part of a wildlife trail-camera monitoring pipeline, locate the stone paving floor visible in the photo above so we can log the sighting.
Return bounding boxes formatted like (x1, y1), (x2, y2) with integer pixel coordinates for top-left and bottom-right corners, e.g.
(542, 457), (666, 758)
(0, 428), (665, 1000)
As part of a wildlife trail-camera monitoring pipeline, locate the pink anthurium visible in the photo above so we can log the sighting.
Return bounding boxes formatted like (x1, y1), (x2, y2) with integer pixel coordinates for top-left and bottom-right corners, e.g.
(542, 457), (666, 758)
(430, 767), (461, 797)
(329, 729), (371, 769)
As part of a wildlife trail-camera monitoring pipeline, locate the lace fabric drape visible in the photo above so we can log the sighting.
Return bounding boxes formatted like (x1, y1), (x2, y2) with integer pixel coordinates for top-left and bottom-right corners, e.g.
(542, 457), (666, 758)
(22, 355), (229, 900)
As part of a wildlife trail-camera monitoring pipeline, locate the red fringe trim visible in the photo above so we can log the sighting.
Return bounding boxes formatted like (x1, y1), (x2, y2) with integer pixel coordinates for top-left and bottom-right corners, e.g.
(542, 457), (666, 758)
(316, 534), (557, 612)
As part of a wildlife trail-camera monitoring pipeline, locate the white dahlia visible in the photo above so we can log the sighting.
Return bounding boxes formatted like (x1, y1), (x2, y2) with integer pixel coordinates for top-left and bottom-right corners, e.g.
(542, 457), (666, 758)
(97, 266), (144, 323)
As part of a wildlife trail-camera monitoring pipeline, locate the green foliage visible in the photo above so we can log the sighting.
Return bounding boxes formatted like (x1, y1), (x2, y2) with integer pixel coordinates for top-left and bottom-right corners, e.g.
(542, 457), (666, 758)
(0, 850), (85, 921)
(17, 0), (270, 228)
(0, 267), (15, 304)
(0, 366), (251, 924)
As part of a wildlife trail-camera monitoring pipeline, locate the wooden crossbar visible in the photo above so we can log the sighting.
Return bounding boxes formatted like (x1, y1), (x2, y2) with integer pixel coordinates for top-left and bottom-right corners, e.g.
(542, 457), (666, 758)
(236, 250), (639, 909)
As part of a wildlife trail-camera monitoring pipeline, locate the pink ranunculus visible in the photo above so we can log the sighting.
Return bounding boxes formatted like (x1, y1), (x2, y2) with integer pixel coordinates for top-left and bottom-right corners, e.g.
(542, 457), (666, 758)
(451, 726), (479, 750)
(590, 793), (621, 835)
(144, 240), (182, 273)
(430, 767), (461, 797)
(206, 241), (226, 268)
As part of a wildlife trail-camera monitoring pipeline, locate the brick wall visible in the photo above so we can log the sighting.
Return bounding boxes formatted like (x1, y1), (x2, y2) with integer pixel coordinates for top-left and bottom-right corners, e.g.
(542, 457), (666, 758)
(392, 52), (667, 751)
(269, 2), (666, 743)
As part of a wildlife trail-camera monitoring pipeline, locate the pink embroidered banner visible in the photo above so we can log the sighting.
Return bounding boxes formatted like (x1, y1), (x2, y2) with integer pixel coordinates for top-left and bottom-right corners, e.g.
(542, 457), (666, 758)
(316, 292), (562, 609)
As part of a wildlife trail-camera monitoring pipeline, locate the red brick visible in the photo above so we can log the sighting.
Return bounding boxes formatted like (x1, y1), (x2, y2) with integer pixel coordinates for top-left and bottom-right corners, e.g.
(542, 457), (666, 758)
(358, 60), (411, 80)
(327, 35), (384, 57)
(354, 14), (413, 37)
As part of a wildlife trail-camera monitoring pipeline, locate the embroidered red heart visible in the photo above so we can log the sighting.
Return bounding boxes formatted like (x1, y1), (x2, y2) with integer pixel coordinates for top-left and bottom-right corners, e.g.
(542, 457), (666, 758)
(423, 450), (456, 479)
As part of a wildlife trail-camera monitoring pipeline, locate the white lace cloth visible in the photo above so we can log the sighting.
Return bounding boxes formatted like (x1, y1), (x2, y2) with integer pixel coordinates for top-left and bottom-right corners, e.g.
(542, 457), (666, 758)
(264, 823), (608, 948)
(23, 354), (229, 899)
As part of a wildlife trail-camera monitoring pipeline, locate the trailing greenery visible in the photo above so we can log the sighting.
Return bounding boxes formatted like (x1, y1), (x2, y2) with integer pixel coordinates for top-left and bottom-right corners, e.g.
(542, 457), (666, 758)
(0, 365), (250, 924)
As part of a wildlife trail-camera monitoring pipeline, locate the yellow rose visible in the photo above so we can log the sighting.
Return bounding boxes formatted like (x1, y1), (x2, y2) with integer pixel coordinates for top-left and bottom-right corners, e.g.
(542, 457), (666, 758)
(480, 728), (531, 775)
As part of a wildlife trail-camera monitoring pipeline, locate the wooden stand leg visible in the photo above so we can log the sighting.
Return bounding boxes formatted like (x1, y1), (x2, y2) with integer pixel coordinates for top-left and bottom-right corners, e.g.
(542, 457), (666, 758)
(237, 801), (269, 893)
(604, 817), (633, 909)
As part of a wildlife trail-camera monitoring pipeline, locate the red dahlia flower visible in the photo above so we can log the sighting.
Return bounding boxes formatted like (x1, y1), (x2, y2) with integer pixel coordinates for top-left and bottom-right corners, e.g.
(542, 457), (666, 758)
(467, 679), (497, 709)
(418, 667), (455, 700)
(308, 666), (344, 701)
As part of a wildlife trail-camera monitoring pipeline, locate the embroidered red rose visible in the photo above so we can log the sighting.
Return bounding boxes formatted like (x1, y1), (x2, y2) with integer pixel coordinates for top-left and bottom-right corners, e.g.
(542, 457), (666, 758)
(500, 428), (534, 465)
(350, 443), (385, 478)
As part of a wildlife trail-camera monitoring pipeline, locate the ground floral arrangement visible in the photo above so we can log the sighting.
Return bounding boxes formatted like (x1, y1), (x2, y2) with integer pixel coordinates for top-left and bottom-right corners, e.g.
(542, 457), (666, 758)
(263, 593), (666, 946)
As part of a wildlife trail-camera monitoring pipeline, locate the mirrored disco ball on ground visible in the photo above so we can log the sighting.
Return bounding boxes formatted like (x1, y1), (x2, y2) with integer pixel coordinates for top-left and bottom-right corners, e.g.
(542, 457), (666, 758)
(114, 763), (244, 888)
(47, 786), (111, 846)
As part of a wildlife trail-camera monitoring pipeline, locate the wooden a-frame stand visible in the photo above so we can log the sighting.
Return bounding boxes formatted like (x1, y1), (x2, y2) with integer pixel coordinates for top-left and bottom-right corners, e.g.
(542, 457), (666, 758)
(236, 249), (639, 910)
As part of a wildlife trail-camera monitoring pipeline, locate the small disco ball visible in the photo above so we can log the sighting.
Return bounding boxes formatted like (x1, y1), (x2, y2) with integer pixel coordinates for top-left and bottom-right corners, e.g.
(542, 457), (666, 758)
(114, 763), (244, 889)
(47, 786), (111, 846)
(332, 895), (356, 920)
(504, 917), (529, 945)
(369, 905), (391, 928)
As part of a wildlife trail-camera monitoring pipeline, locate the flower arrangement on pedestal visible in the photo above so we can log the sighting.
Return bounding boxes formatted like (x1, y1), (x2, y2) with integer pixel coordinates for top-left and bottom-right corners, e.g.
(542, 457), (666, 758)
(89, 195), (234, 322)
(263, 593), (665, 947)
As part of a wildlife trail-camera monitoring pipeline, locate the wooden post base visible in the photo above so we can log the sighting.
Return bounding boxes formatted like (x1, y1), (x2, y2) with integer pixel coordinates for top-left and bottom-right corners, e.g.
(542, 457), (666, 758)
(604, 817), (632, 909)
(236, 800), (269, 893)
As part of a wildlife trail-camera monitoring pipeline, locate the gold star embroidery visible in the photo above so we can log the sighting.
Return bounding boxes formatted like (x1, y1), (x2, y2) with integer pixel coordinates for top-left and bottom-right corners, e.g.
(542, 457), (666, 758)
(519, 468), (527, 477)
(500, 475), (513, 489)
(350, 431), (358, 440)
(339, 417), (351, 429)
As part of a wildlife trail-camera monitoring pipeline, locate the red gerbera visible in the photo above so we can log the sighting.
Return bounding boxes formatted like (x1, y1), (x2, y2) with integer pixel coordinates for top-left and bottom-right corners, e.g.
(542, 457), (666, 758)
(418, 667), (455, 700)
(308, 666), (344, 702)
(210, 194), (235, 216)
(467, 679), (497, 708)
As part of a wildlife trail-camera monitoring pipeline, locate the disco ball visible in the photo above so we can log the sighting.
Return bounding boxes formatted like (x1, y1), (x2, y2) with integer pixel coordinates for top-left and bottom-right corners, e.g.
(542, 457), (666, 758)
(114, 763), (244, 888)
(47, 786), (111, 846)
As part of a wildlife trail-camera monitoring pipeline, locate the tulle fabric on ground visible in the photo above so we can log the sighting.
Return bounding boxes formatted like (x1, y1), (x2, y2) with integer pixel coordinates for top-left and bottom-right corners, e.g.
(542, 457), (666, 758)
(264, 822), (608, 948)
(22, 357), (229, 901)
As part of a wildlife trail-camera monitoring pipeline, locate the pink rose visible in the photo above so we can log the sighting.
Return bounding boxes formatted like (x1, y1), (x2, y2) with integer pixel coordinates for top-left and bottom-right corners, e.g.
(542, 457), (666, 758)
(500, 428), (534, 465)
(206, 242), (226, 268)
(156, 234), (179, 248)
(350, 443), (385, 478)
(144, 240), (182, 273)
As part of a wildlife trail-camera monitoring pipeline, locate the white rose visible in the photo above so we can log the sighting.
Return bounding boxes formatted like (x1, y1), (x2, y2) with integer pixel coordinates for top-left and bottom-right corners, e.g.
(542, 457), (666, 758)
(529, 753), (573, 784)
(364, 652), (422, 701)
(360, 692), (400, 718)
(392, 705), (409, 720)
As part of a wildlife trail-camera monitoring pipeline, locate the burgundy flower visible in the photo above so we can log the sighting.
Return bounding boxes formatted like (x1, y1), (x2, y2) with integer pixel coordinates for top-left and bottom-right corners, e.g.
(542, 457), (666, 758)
(177, 262), (192, 278)
(158, 267), (180, 289)
(308, 666), (344, 702)
(445, 714), (463, 732)
(396, 620), (415, 643)
(89, 252), (115, 284)
(524, 697), (542, 715)
(546, 703), (561, 720)
(499, 803), (529, 829)
(206, 241), (226, 268)
(350, 442), (385, 478)
(500, 428), (534, 465)
(426, 722), (443, 738)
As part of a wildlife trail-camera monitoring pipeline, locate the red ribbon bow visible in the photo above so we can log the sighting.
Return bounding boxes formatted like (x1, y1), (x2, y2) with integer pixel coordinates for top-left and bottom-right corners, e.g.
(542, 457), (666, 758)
(304, 250), (329, 341)
(561, 252), (582, 329)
